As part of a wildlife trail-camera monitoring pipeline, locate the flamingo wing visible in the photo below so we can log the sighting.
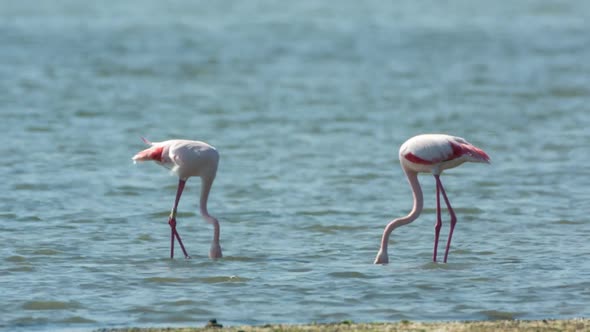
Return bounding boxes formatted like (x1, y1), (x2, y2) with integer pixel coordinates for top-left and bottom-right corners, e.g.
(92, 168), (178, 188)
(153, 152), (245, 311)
(401, 134), (490, 165)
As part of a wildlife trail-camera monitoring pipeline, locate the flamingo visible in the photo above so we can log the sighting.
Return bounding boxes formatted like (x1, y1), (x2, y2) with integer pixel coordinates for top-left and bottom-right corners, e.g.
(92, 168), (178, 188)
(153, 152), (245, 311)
(374, 134), (490, 264)
(132, 138), (222, 259)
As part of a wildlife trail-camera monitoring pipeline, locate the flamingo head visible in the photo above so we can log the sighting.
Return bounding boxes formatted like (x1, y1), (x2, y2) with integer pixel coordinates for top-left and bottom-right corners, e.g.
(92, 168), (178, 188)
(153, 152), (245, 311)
(457, 142), (491, 164)
(374, 249), (389, 265)
(466, 146), (491, 164)
(209, 242), (223, 260)
(132, 146), (164, 164)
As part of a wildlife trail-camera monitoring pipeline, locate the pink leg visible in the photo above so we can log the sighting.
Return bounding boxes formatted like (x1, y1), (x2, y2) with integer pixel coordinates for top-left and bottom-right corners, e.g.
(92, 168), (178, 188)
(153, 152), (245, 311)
(436, 176), (457, 263)
(433, 175), (442, 262)
(169, 179), (190, 259)
(172, 227), (189, 259)
(170, 224), (174, 259)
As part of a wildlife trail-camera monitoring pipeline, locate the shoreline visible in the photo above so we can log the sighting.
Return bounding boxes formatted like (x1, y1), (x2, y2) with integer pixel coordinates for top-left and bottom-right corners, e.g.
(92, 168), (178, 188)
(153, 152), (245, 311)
(96, 318), (590, 332)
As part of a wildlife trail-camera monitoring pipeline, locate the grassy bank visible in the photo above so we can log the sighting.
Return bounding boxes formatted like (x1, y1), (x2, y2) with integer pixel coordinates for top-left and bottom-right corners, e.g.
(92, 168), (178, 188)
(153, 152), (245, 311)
(97, 318), (589, 332)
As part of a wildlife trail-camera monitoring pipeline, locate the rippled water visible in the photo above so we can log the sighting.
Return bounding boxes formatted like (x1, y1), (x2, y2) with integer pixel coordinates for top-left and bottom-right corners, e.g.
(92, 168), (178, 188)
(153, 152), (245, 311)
(1, 0), (590, 331)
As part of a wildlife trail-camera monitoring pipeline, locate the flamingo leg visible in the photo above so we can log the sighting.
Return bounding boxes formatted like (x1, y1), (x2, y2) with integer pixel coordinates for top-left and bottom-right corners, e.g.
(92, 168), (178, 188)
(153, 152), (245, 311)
(168, 179), (191, 259)
(170, 224), (175, 259)
(433, 175), (443, 262)
(435, 176), (457, 263)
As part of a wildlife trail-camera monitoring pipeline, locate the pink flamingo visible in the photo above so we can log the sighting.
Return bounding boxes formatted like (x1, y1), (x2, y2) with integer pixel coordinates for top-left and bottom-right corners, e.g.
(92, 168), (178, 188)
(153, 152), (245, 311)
(374, 134), (490, 264)
(132, 138), (222, 259)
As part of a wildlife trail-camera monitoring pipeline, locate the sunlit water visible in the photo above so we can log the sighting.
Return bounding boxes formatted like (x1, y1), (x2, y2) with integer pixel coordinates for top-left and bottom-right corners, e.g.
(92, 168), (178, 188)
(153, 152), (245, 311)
(1, 1), (590, 331)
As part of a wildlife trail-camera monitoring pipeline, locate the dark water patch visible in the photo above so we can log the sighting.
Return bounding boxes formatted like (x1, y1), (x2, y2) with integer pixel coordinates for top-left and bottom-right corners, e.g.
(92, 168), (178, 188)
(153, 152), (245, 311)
(451, 207), (486, 214)
(74, 109), (103, 118)
(156, 301), (215, 315)
(301, 224), (369, 234)
(555, 219), (582, 225)
(555, 280), (590, 290)
(299, 298), (355, 308)
(397, 291), (423, 300)
(17, 215), (43, 222)
(297, 209), (348, 217)
(125, 305), (162, 314)
(167, 299), (198, 306)
(468, 277), (494, 282)
(9, 316), (51, 326)
(180, 307), (215, 315)
(0, 212), (17, 219)
(287, 267), (313, 273)
(542, 142), (569, 152)
(328, 271), (371, 279)
(26, 125), (53, 132)
(5, 255), (27, 262)
(22, 300), (82, 310)
(479, 310), (523, 320)
(198, 276), (251, 284)
(95, 65), (158, 78)
(177, 62), (213, 78)
(498, 257), (523, 265)
(101, 216), (132, 225)
(476, 180), (499, 187)
(115, 185), (145, 192)
(222, 255), (266, 263)
(451, 249), (472, 255)
(136, 234), (154, 241)
(106, 189), (140, 197)
(151, 211), (197, 218)
(474, 250), (496, 256)
(360, 307), (411, 319)
(329, 172), (381, 181)
(420, 262), (473, 270)
(143, 277), (186, 283)
(32, 248), (62, 256)
(548, 87), (589, 98)
(13, 183), (50, 191)
(144, 275), (250, 284)
(58, 224), (77, 230)
(7, 266), (35, 272)
(314, 312), (352, 321)
(453, 303), (475, 311)
(71, 218), (96, 224)
(60, 316), (97, 323)
(415, 283), (442, 291)
(140, 312), (197, 323)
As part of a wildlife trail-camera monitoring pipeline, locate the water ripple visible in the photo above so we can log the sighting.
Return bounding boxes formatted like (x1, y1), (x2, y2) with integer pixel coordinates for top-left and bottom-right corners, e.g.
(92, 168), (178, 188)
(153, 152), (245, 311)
(328, 271), (372, 279)
(144, 275), (251, 284)
(22, 301), (82, 311)
(2, 1), (590, 330)
(479, 310), (524, 320)
(60, 316), (97, 323)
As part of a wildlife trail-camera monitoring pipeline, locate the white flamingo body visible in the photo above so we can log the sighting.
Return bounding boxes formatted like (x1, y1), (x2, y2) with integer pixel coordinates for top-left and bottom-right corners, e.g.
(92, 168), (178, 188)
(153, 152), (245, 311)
(133, 138), (222, 260)
(134, 139), (219, 180)
(400, 134), (489, 174)
(375, 134), (490, 264)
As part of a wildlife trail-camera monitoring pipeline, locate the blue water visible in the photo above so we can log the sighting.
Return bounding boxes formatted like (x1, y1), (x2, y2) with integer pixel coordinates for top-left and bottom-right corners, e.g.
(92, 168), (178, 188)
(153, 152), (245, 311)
(1, 0), (590, 331)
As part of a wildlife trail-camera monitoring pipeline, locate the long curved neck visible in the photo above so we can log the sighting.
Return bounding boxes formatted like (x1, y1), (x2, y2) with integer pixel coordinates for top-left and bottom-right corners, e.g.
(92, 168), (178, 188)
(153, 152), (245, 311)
(379, 169), (423, 252)
(200, 174), (220, 243)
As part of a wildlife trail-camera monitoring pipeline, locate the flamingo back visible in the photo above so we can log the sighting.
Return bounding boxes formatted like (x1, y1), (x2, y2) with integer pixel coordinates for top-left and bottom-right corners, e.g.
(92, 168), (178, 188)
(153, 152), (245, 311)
(400, 134), (490, 173)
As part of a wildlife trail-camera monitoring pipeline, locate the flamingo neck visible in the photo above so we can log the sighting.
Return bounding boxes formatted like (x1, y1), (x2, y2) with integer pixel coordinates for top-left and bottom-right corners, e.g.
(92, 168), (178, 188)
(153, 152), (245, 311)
(200, 175), (220, 243)
(379, 170), (423, 252)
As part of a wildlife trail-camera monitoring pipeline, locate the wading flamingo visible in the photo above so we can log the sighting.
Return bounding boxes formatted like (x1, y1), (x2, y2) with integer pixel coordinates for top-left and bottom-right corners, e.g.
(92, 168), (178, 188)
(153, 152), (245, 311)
(132, 138), (222, 259)
(374, 134), (490, 264)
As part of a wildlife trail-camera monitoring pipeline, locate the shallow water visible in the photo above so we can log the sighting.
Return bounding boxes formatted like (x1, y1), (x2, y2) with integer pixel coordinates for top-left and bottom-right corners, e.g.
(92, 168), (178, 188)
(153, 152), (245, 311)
(1, 0), (590, 331)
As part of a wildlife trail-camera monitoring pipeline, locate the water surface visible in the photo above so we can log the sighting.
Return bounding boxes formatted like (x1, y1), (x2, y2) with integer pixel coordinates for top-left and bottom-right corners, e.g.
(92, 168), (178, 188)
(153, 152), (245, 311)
(1, 0), (590, 331)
